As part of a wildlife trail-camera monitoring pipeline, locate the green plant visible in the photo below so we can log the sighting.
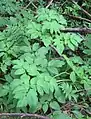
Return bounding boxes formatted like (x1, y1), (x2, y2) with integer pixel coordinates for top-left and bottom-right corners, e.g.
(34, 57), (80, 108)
(0, 0), (91, 119)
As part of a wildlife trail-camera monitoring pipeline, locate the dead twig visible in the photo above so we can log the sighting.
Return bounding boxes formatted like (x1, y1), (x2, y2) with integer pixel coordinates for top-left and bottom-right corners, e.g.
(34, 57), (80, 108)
(31, 2), (37, 9)
(50, 45), (64, 60)
(50, 45), (64, 58)
(0, 113), (51, 119)
(76, 88), (91, 93)
(61, 0), (68, 7)
(60, 28), (91, 34)
(71, 0), (91, 19)
(24, 1), (32, 9)
(24, 0), (37, 10)
(46, 0), (53, 8)
(63, 13), (91, 23)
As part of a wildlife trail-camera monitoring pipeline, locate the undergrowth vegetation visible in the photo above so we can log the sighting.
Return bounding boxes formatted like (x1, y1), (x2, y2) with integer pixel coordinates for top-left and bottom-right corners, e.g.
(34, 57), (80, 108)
(0, 0), (91, 119)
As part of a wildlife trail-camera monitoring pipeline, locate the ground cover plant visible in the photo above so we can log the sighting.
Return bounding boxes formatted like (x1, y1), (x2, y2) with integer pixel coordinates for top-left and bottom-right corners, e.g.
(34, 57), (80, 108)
(0, 0), (91, 119)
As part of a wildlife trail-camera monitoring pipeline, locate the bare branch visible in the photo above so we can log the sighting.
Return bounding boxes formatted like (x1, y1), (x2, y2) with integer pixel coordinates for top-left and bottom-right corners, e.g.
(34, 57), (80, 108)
(0, 113), (51, 119)
(24, 0), (34, 9)
(50, 45), (64, 59)
(31, 2), (37, 9)
(76, 88), (91, 93)
(71, 0), (91, 18)
(60, 28), (91, 34)
(63, 14), (91, 23)
(46, 0), (53, 8)
(61, 0), (68, 7)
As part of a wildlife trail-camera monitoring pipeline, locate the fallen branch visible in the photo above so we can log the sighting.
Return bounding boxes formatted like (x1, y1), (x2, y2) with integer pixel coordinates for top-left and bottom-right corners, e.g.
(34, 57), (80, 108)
(0, 113), (51, 119)
(63, 14), (91, 23)
(1, 26), (91, 34)
(60, 28), (91, 34)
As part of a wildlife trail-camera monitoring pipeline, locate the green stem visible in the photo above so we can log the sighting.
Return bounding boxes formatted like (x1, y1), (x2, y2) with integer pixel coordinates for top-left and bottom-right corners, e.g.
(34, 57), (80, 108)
(53, 72), (69, 78)
(57, 79), (71, 83)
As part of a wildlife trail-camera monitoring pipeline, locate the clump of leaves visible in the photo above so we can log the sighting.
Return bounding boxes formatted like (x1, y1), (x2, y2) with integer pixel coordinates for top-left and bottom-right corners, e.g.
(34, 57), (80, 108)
(26, 8), (83, 55)
(0, 1), (91, 119)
